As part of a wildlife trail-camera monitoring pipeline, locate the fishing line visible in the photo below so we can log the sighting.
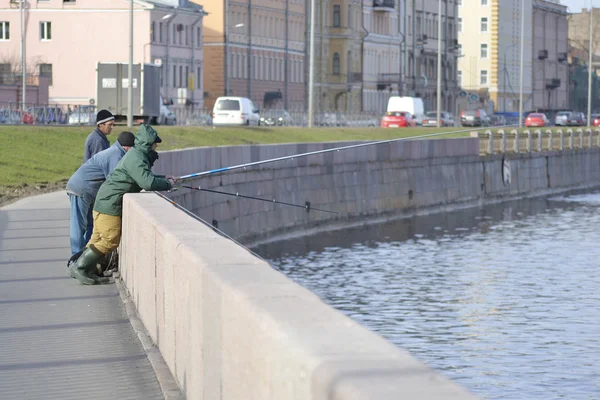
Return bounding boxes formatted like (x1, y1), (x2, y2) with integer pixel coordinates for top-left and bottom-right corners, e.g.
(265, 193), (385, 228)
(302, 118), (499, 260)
(178, 125), (517, 182)
(154, 191), (278, 269)
(176, 185), (341, 215)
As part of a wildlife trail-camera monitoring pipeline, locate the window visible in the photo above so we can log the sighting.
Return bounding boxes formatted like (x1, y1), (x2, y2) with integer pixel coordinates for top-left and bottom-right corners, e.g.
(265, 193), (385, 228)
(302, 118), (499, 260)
(333, 52), (340, 75)
(0, 22), (9, 40)
(480, 43), (488, 58)
(151, 22), (156, 42)
(333, 5), (341, 27)
(458, 18), (462, 33)
(185, 26), (189, 45)
(173, 65), (177, 87)
(173, 25), (177, 44)
(480, 17), (488, 32)
(348, 5), (352, 27)
(458, 0), (462, 5)
(179, 65), (183, 87)
(481, 0), (488, 4)
(197, 67), (202, 89)
(457, 70), (462, 86)
(39, 63), (52, 85)
(40, 21), (51, 40)
(480, 70), (488, 85)
(159, 22), (163, 43)
(197, 27), (201, 47)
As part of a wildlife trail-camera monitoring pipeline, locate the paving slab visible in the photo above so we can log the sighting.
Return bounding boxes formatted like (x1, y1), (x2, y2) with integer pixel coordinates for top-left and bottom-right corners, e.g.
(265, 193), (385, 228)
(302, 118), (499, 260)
(0, 191), (164, 400)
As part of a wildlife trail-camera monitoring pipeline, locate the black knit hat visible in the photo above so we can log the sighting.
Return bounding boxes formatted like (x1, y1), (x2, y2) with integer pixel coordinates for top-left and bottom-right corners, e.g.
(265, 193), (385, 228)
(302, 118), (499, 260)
(117, 131), (135, 147)
(96, 109), (115, 125)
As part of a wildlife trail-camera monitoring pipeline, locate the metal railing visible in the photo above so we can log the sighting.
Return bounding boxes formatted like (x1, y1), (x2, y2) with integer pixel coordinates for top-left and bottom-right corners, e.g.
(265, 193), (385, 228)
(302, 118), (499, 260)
(0, 102), (96, 125)
(474, 128), (600, 155)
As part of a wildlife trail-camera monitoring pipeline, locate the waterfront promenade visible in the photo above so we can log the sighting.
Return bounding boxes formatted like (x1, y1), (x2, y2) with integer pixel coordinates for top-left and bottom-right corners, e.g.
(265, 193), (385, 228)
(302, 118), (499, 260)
(0, 191), (164, 400)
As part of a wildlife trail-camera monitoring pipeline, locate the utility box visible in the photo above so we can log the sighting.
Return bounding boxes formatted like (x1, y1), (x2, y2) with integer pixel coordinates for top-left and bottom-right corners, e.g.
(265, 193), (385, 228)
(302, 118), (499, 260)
(96, 63), (161, 123)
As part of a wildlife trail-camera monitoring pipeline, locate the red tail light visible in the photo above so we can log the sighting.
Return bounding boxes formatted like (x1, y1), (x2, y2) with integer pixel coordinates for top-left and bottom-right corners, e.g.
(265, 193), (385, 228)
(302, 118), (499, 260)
(460, 111), (465, 117)
(476, 110), (481, 118)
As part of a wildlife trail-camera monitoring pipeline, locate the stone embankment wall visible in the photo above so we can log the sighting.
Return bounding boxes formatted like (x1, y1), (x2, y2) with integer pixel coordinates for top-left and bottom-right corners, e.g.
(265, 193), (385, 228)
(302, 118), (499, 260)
(153, 138), (600, 245)
(121, 137), (600, 399)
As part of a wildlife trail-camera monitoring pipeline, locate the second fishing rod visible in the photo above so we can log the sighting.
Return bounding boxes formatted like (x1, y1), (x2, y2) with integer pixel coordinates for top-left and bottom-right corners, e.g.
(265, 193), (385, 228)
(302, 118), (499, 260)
(178, 125), (515, 182)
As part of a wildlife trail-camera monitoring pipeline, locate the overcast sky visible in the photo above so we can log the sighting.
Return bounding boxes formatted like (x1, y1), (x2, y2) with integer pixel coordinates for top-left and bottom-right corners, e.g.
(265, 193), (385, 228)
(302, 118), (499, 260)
(564, 0), (593, 13)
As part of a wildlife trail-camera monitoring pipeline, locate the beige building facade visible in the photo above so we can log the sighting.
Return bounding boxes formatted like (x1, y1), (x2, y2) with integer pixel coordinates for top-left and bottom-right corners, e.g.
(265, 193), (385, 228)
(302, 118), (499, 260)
(458, 0), (533, 113)
(314, 0), (460, 114)
(457, 0), (567, 113)
(0, 0), (206, 106)
(194, 0), (306, 110)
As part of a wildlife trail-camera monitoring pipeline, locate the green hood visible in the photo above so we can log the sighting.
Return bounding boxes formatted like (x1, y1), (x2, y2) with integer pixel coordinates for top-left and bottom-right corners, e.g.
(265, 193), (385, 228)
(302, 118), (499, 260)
(134, 124), (159, 154)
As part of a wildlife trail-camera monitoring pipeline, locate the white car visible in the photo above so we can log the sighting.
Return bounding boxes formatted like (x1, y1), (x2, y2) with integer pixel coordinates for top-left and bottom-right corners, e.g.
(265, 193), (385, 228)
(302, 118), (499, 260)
(212, 97), (260, 126)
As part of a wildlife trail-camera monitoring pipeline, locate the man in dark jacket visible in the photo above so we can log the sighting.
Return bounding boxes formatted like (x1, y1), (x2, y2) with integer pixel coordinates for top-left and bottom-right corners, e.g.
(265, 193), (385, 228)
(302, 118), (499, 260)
(66, 131), (135, 256)
(69, 124), (176, 285)
(83, 109), (115, 162)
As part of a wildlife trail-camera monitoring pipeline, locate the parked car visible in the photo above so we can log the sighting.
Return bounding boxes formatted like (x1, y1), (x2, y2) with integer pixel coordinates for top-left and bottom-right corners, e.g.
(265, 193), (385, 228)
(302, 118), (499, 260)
(554, 111), (572, 126)
(68, 106), (96, 125)
(381, 111), (414, 128)
(0, 109), (22, 124)
(490, 114), (507, 126)
(591, 114), (600, 127)
(524, 113), (550, 127)
(422, 111), (455, 127)
(314, 112), (347, 127)
(212, 97), (260, 126)
(387, 96), (425, 125)
(566, 112), (586, 126)
(260, 109), (293, 126)
(460, 109), (491, 127)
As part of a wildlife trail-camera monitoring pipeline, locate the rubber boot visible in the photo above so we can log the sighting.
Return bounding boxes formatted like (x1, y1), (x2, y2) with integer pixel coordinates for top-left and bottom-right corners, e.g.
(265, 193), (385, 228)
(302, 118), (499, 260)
(69, 247), (103, 285)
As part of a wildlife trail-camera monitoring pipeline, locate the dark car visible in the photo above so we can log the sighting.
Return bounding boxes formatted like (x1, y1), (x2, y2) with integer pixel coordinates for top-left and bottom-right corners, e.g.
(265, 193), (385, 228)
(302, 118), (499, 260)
(566, 112), (586, 126)
(260, 109), (293, 126)
(460, 109), (491, 127)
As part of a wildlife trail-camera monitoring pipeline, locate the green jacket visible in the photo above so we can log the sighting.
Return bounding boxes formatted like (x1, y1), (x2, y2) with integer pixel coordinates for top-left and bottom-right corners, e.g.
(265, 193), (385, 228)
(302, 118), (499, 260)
(93, 125), (172, 217)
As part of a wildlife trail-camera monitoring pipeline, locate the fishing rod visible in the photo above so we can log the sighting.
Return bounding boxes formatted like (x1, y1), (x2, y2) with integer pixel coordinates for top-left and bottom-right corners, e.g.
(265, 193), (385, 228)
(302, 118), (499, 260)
(154, 191), (277, 269)
(176, 185), (341, 215)
(178, 125), (518, 182)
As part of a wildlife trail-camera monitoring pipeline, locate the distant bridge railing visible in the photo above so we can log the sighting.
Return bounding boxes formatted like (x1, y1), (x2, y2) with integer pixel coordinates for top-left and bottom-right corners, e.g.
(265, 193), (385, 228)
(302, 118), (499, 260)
(472, 128), (600, 155)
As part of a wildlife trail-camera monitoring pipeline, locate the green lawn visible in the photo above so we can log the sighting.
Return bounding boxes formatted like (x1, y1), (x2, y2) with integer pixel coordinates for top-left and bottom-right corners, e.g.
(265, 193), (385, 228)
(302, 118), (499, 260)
(0, 125), (477, 188)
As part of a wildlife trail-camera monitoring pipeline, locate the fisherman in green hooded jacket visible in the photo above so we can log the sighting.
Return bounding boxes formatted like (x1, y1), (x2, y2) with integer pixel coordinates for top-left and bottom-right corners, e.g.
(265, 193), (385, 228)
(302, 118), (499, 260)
(69, 124), (177, 285)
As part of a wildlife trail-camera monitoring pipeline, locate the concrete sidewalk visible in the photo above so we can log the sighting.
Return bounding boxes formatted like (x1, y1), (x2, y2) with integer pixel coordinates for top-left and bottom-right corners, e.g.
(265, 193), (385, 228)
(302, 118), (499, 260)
(0, 191), (164, 400)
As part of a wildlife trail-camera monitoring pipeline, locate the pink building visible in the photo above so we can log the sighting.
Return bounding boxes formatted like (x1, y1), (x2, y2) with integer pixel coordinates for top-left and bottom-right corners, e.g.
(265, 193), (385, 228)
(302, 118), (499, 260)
(0, 0), (206, 106)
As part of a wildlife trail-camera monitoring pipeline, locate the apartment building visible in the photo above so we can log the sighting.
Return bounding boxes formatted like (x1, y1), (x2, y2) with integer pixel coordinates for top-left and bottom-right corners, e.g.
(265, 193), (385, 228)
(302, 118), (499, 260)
(313, 0), (459, 114)
(193, 0), (306, 110)
(458, 0), (533, 113)
(0, 0), (207, 106)
(531, 0), (568, 110)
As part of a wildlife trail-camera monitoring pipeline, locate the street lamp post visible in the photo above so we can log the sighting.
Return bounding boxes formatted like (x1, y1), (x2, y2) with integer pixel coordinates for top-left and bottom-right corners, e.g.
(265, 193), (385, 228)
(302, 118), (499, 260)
(587, 6), (594, 127)
(519, 0), (525, 127)
(20, 0), (26, 111)
(128, 0), (133, 128)
(436, 0), (442, 127)
(308, 0), (315, 128)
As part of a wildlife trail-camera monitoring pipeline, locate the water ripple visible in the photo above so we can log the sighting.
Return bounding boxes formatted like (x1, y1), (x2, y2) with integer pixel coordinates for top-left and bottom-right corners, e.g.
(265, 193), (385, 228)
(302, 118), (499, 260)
(259, 192), (600, 400)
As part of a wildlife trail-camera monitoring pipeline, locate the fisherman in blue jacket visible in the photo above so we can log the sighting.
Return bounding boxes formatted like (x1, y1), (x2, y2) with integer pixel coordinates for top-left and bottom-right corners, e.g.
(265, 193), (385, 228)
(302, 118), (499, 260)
(66, 131), (135, 255)
(83, 109), (115, 162)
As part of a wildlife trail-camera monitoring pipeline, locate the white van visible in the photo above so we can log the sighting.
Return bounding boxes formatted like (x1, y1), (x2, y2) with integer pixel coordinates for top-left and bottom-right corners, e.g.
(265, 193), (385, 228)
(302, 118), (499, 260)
(387, 96), (425, 125)
(212, 97), (260, 126)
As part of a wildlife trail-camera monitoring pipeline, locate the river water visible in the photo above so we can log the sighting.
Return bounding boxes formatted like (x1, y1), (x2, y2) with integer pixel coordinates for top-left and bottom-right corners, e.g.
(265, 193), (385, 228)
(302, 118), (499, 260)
(255, 192), (600, 400)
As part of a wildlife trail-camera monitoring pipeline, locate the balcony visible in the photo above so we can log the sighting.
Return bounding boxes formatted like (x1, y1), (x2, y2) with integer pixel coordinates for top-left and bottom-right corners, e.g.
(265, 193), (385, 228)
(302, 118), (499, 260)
(373, 0), (395, 12)
(377, 73), (401, 90)
(348, 72), (363, 84)
(558, 52), (568, 62)
(545, 78), (561, 89)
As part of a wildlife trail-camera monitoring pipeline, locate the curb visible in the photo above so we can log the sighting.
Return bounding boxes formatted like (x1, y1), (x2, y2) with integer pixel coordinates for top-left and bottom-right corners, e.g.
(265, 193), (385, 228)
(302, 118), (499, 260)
(115, 275), (185, 400)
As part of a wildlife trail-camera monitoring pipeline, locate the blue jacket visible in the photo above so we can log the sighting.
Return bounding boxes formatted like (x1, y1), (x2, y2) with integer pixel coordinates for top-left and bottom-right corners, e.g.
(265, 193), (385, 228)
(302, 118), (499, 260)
(83, 127), (110, 162)
(67, 141), (127, 204)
